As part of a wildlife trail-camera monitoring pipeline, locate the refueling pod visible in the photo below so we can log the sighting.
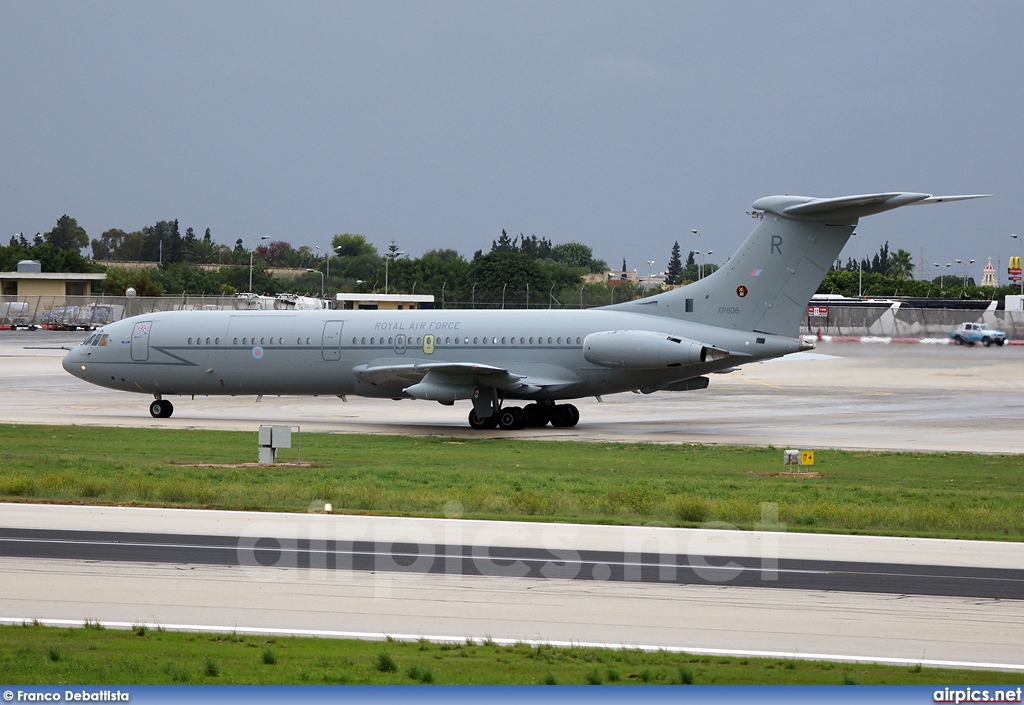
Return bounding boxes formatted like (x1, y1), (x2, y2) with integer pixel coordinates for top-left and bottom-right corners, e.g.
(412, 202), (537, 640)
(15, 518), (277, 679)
(583, 330), (728, 369)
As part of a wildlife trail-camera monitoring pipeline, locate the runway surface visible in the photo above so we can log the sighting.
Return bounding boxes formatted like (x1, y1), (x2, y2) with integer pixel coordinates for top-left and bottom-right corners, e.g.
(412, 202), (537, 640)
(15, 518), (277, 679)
(2, 504), (1022, 670)
(4, 330), (1024, 452)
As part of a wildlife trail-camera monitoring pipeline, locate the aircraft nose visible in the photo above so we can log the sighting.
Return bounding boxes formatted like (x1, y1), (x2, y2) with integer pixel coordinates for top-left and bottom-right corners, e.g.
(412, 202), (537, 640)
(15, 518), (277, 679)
(62, 347), (85, 378)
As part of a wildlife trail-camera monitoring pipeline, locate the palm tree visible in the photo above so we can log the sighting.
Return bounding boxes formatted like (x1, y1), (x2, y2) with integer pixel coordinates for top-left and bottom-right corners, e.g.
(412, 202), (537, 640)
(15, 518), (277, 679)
(888, 249), (915, 281)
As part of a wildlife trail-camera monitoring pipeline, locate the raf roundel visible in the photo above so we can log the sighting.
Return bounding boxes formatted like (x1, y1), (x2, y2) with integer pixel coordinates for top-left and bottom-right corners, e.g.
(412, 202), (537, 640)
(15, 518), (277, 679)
(251, 346), (264, 359)
(736, 285), (748, 298)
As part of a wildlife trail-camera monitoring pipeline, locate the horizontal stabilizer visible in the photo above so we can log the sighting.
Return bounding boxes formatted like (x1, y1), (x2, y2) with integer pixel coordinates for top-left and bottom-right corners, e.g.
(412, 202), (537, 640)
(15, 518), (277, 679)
(753, 192), (989, 222)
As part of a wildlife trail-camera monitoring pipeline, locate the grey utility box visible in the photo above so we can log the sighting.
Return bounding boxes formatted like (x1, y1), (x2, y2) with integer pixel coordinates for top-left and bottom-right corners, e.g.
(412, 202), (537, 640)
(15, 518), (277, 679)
(258, 425), (292, 464)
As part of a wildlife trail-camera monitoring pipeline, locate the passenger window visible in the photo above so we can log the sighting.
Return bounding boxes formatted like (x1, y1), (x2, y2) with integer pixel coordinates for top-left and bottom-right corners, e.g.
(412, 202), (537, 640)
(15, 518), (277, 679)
(503, 337), (508, 344)
(464, 337), (469, 344)
(260, 337), (266, 345)
(576, 336), (581, 344)
(370, 337), (375, 345)
(188, 338), (193, 345)
(547, 337), (552, 344)
(473, 337), (479, 344)
(233, 337), (238, 345)
(520, 337), (525, 344)
(361, 337), (366, 344)
(557, 337), (562, 344)
(306, 337), (311, 344)
(417, 337), (422, 345)
(529, 337), (534, 344)
(215, 338), (220, 345)
(388, 337), (393, 345)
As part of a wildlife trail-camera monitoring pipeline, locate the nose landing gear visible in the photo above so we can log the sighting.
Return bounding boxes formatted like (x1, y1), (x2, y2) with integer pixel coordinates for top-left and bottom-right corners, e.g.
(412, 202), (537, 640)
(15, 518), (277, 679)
(149, 399), (174, 418)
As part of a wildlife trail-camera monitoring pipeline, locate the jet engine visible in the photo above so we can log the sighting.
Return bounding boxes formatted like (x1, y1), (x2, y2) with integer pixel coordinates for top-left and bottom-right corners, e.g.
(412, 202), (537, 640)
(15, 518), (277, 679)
(583, 330), (727, 369)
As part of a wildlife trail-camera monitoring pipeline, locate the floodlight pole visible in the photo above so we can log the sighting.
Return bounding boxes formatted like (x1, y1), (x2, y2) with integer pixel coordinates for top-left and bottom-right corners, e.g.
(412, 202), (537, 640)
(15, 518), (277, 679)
(306, 269), (324, 297)
(249, 236), (270, 292)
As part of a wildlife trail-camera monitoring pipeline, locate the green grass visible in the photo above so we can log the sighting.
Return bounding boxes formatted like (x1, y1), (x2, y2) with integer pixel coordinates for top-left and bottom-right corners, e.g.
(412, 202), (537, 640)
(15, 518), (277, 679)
(1, 623), (1019, 685)
(2, 424), (1024, 540)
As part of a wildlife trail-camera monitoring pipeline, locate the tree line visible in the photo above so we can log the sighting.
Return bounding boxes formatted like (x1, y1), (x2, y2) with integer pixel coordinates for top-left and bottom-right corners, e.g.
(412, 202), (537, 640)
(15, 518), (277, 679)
(3, 215), (1016, 303)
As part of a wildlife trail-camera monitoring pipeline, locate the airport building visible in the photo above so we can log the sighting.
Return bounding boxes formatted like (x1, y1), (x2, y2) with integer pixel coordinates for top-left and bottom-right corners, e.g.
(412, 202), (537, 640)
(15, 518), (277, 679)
(334, 293), (435, 310)
(0, 260), (106, 300)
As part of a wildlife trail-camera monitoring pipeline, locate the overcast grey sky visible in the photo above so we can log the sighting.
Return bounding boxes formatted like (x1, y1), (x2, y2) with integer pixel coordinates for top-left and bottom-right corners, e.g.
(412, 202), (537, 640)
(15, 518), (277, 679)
(2, 1), (1021, 280)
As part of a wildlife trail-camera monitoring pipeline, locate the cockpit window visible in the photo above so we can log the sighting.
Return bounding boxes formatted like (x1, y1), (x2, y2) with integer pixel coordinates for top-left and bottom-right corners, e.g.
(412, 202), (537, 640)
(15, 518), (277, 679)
(82, 335), (96, 346)
(98, 334), (109, 346)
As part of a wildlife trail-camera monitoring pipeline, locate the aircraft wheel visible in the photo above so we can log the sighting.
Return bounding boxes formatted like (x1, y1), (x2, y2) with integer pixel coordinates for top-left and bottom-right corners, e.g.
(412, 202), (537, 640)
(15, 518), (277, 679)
(550, 405), (572, 428)
(468, 410), (498, 430)
(498, 407), (525, 430)
(565, 404), (580, 427)
(522, 403), (550, 427)
(150, 400), (174, 418)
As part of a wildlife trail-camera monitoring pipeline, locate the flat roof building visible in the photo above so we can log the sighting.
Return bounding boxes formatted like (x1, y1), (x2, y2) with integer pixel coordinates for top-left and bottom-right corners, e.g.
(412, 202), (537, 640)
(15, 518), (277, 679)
(334, 293), (434, 310)
(0, 271), (106, 299)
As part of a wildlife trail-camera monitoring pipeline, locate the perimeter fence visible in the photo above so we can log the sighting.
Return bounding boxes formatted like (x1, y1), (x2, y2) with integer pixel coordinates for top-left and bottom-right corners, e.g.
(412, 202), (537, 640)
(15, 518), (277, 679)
(2, 294), (1022, 339)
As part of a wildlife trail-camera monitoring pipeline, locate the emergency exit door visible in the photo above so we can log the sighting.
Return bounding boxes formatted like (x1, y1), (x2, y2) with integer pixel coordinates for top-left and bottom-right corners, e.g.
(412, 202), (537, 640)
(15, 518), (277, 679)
(321, 321), (344, 361)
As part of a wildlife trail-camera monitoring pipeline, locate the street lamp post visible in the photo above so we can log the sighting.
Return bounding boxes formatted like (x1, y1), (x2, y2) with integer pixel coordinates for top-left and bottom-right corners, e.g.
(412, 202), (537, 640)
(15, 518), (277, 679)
(306, 269), (324, 298)
(850, 232), (863, 297)
(385, 249), (405, 295)
(248, 236), (270, 292)
(1012, 234), (1023, 295)
(954, 259), (976, 288)
(691, 229), (702, 278)
(646, 260), (655, 292)
(933, 262), (952, 293)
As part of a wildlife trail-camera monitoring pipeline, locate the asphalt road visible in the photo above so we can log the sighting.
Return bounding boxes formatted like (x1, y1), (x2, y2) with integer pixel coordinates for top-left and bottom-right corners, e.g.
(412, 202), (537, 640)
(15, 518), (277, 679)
(4, 330), (1024, 452)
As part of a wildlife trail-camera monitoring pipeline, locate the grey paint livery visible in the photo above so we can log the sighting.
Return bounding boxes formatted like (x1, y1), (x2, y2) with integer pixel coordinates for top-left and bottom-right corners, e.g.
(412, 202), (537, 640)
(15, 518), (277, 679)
(62, 192), (985, 427)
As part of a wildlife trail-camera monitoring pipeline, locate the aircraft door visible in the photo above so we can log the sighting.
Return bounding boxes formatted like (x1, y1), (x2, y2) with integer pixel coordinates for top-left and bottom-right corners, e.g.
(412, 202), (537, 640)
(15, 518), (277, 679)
(321, 321), (344, 361)
(395, 334), (407, 355)
(130, 321), (152, 361)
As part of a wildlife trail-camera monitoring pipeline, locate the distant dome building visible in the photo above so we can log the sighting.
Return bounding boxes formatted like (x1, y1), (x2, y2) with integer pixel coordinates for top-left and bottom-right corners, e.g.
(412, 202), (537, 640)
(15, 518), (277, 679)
(981, 257), (998, 288)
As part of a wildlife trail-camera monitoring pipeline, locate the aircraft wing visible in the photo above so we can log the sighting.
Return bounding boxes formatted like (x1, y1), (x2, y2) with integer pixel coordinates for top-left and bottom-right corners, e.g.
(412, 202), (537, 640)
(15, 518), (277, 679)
(352, 360), (582, 401)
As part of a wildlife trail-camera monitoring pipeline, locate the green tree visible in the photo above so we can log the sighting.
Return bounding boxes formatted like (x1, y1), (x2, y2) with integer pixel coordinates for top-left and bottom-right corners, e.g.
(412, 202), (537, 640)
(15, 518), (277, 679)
(98, 267), (164, 296)
(551, 242), (593, 270)
(888, 248), (914, 281)
(665, 241), (683, 285)
(331, 233), (377, 258)
(44, 215), (89, 253)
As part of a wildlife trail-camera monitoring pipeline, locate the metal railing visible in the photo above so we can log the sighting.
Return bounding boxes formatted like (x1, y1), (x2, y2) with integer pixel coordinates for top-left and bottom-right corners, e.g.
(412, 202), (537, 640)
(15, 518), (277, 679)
(3, 294), (1021, 339)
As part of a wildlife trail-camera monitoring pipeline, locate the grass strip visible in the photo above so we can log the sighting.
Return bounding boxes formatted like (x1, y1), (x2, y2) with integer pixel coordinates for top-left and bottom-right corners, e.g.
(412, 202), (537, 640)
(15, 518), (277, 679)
(1, 622), (1019, 685)
(1, 424), (1023, 540)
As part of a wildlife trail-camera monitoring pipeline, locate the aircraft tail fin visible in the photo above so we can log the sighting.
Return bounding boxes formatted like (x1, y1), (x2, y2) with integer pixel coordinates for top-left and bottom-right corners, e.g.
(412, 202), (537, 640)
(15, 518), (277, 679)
(610, 192), (988, 337)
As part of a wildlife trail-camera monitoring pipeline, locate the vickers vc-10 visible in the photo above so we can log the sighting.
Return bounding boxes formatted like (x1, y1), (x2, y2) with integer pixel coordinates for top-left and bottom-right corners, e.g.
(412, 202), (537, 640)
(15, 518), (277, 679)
(63, 192), (984, 429)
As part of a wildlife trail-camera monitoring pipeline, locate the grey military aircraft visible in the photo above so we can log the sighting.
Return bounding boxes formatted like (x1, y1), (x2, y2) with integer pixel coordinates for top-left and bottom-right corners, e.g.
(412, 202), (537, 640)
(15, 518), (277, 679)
(63, 192), (984, 429)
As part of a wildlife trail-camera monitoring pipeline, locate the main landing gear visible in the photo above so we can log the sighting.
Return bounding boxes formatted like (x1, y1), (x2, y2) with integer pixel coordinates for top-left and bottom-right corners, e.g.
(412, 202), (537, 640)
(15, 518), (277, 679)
(149, 398), (174, 418)
(467, 401), (579, 430)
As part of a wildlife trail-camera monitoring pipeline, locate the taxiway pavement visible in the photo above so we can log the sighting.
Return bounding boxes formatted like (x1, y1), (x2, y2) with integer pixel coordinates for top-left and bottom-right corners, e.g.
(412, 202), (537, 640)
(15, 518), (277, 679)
(3, 330), (1024, 452)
